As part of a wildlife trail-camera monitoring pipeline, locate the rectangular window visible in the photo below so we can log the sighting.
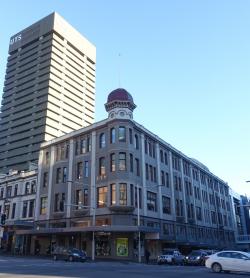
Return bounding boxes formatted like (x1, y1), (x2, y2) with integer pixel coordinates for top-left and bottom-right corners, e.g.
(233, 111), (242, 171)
(60, 193), (65, 212)
(76, 190), (82, 208)
(119, 183), (127, 205)
(119, 152), (126, 171)
(145, 164), (149, 180)
(135, 187), (142, 209)
(165, 173), (169, 187)
(54, 193), (60, 212)
(11, 203), (16, 219)
(110, 153), (116, 172)
(161, 171), (165, 186)
(6, 186), (12, 198)
(130, 184), (134, 206)
(25, 182), (31, 195)
(162, 196), (171, 214)
(28, 200), (35, 217)
(77, 162), (83, 179)
(40, 197), (47, 215)
(22, 201), (28, 218)
(80, 138), (86, 154)
(56, 168), (62, 184)
(97, 186), (108, 208)
(75, 140), (79, 155)
(118, 126), (126, 142)
(45, 151), (50, 165)
(130, 154), (133, 172)
(111, 184), (116, 205)
(135, 158), (140, 176)
(63, 167), (67, 183)
(84, 161), (89, 177)
(99, 157), (106, 176)
(129, 128), (133, 144)
(83, 189), (88, 205)
(196, 206), (202, 221)
(86, 136), (91, 152)
(147, 191), (157, 212)
(0, 188), (4, 198)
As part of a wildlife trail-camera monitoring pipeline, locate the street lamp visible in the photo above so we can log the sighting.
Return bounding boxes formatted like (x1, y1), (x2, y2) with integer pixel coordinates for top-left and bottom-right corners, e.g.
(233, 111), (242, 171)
(136, 184), (161, 263)
(65, 181), (96, 261)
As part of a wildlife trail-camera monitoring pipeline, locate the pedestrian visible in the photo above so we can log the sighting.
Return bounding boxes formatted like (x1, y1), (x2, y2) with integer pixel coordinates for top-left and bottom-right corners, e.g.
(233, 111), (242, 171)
(145, 249), (150, 264)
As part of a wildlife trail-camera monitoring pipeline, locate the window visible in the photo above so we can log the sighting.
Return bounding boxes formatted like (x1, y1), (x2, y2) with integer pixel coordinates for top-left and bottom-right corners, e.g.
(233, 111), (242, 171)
(40, 197), (47, 215)
(196, 206), (202, 221)
(119, 183), (127, 205)
(110, 153), (116, 172)
(80, 138), (86, 154)
(134, 134), (139, 149)
(11, 203), (16, 219)
(162, 196), (171, 214)
(63, 167), (67, 183)
(135, 158), (140, 176)
(160, 150), (164, 162)
(75, 140), (79, 155)
(14, 184), (18, 196)
(111, 184), (116, 205)
(130, 184), (134, 206)
(99, 133), (106, 148)
(28, 200), (35, 217)
(164, 152), (168, 165)
(60, 193), (65, 211)
(129, 128), (133, 144)
(0, 188), (4, 198)
(31, 181), (36, 194)
(43, 172), (48, 187)
(119, 152), (126, 171)
(86, 136), (91, 152)
(45, 151), (50, 165)
(176, 199), (184, 216)
(75, 190), (82, 208)
(146, 164), (149, 180)
(99, 157), (106, 176)
(76, 162), (83, 179)
(22, 201), (28, 218)
(110, 128), (116, 143)
(56, 168), (62, 184)
(25, 182), (31, 194)
(84, 161), (89, 177)
(130, 154), (133, 172)
(6, 186), (12, 198)
(165, 173), (169, 187)
(97, 186), (108, 208)
(54, 193), (60, 212)
(118, 126), (126, 142)
(83, 189), (88, 205)
(161, 171), (165, 186)
(147, 191), (157, 211)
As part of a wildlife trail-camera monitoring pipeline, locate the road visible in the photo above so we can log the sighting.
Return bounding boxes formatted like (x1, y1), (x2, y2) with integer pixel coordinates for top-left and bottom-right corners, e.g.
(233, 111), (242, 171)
(0, 256), (248, 278)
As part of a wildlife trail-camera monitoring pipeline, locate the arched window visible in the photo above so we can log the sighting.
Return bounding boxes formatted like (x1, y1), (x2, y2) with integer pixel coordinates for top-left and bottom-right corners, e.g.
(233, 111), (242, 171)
(99, 133), (106, 148)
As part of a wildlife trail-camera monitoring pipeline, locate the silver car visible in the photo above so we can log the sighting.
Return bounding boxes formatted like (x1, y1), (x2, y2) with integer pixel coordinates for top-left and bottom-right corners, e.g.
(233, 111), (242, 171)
(205, 250), (250, 273)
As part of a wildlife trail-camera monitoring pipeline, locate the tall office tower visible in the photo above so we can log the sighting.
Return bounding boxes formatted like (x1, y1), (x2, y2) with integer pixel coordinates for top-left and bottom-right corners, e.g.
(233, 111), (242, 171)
(0, 12), (96, 173)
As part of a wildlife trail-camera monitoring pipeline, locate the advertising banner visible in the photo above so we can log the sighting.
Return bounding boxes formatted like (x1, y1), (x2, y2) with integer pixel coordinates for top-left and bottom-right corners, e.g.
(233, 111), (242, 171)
(116, 238), (128, 256)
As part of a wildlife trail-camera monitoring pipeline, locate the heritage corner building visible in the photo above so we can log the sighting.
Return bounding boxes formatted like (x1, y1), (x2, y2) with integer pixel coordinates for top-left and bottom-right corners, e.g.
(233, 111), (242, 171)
(0, 12), (96, 174)
(15, 88), (236, 260)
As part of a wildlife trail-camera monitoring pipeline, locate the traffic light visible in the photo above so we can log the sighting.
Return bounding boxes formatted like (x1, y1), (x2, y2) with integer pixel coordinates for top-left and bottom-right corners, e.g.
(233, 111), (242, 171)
(1, 214), (6, 225)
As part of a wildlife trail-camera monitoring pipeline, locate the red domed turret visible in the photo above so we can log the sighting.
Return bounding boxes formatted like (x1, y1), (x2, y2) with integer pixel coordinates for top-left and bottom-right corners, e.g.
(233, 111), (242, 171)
(105, 88), (136, 120)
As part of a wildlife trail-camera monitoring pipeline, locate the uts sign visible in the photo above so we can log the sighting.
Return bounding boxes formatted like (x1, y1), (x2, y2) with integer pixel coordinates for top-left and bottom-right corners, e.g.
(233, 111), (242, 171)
(10, 34), (22, 45)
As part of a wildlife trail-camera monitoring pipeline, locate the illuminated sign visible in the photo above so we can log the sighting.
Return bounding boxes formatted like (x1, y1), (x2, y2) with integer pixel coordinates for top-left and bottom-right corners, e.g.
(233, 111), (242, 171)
(10, 34), (22, 45)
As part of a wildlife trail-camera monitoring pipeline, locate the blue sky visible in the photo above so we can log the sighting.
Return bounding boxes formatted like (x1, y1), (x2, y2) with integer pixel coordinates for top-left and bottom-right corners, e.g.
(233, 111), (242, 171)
(0, 0), (250, 196)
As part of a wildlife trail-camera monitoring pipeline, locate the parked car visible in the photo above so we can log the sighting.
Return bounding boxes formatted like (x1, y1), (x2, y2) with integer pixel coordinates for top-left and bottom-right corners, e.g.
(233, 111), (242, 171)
(52, 247), (87, 262)
(205, 250), (250, 273)
(185, 250), (208, 265)
(157, 250), (185, 265)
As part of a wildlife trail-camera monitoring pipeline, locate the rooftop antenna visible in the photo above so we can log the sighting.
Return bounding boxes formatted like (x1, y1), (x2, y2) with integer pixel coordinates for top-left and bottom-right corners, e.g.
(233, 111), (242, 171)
(118, 53), (122, 88)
